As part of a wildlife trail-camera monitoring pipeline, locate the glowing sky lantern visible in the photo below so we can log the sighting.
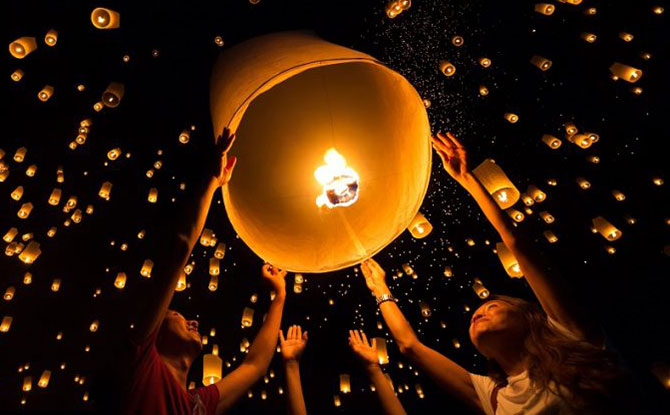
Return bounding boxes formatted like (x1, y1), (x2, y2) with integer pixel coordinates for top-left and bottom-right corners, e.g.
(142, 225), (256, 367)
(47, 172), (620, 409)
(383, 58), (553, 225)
(210, 32), (431, 273)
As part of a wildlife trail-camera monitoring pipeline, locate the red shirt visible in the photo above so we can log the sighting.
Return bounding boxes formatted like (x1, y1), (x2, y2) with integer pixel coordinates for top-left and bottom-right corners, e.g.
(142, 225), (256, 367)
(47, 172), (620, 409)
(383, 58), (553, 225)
(123, 327), (220, 415)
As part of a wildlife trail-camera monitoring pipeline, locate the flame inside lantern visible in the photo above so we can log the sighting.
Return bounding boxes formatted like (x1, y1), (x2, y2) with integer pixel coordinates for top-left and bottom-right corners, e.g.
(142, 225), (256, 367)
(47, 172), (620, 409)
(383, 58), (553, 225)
(314, 148), (360, 208)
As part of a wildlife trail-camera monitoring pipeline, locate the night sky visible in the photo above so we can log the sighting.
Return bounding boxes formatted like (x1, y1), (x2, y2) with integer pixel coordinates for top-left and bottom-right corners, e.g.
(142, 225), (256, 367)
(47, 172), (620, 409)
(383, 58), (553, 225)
(1, 0), (669, 413)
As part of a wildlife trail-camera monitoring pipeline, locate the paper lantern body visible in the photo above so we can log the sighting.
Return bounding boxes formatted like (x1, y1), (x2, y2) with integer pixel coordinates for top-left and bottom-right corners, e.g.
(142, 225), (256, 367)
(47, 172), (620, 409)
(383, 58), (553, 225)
(210, 32), (431, 273)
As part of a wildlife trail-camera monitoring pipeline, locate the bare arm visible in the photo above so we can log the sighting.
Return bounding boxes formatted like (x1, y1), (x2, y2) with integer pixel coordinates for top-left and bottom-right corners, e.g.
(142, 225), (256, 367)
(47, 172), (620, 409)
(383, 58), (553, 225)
(215, 265), (287, 414)
(280, 325), (308, 415)
(432, 132), (603, 345)
(360, 260), (482, 411)
(130, 129), (237, 346)
(349, 330), (406, 415)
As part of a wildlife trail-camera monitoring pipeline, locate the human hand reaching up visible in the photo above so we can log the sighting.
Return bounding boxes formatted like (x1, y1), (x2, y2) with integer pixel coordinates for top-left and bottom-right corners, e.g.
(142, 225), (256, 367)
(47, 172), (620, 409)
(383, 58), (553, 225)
(431, 131), (471, 185)
(280, 325), (308, 363)
(361, 258), (390, 297)
(210, 127), (238, 188)
(262, 264), (287, 299)
(348, 330), (379, 370)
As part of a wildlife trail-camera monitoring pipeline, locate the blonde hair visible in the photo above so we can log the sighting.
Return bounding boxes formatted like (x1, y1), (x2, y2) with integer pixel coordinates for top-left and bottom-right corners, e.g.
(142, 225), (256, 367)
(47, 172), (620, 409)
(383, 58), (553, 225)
(486, 295), (634, 414)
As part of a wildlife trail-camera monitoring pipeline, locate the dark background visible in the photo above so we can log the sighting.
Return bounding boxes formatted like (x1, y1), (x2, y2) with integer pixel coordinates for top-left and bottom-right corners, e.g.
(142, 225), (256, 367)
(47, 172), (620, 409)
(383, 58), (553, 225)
(1, 0), (668, 413)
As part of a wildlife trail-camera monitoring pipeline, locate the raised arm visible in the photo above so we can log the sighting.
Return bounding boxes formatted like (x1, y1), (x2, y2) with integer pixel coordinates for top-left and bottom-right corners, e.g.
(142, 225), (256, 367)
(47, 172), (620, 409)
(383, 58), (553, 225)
(130, 128), (237, 345)
(349, 329), (406, 415)
(214, 264), (287, 414)
(360, 259), (481, 411)
(432, 131), (603, 345)
(280, 325), (308, 415)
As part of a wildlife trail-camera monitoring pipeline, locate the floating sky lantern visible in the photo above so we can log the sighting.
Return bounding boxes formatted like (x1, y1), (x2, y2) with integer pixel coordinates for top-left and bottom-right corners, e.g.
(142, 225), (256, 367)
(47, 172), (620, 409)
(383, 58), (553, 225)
(542, 134), (562, 149)
(609, 63), (643, 83)
(407, 212), (432, 238)
(203, 353), (222, 385)
(472, 159), (520, 209)
(211, 32), (431, 272)
(530, 55), (552, 71)
(102, 82), (124, 107)
(534, 3), (555, 15)
(11, 69), (24, 81)
(592, 217), (622, 241)
(91, 8), (120, 29)
(439, 60), (456, 76)
(496, 242), (523, 277)
(45, 29), (58, 46)
(9, 37), (37, 59)
(339, 374), (351, 393)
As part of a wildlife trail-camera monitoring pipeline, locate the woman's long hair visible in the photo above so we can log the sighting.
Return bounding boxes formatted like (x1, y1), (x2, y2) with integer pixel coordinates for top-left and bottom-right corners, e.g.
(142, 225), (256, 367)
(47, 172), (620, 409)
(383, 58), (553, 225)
(486, 295), (634, 414)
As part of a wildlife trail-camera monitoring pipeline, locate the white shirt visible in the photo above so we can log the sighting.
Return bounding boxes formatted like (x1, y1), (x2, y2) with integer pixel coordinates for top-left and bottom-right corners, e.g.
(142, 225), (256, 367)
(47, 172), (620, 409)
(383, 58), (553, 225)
(469, 317), (592, 415)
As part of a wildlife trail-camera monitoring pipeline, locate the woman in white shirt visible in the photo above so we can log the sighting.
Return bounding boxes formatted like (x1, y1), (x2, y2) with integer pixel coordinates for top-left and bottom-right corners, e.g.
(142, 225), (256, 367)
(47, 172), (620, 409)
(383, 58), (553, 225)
(359, 132), (634, 414)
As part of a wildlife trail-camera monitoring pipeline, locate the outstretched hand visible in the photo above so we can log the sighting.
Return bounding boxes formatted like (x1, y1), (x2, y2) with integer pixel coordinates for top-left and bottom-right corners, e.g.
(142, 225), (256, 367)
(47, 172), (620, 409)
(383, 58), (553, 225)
(212, 127), (238, 188)
(261, 263), (287, 298)
(280, 325), (308, 362)
(360, 258), (389, 297)
(348, 330), (379, 369)
(431, 131), (470, 184)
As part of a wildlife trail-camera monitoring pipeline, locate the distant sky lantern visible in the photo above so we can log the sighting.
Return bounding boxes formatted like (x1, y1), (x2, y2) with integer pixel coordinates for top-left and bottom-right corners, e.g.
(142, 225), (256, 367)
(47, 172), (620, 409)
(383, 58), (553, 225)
(148, 188), (158, 203)
(214, 242), (226, 259)
(51, 278), (61, 292)
(208, 275), (218, 291)
(44, 29), (58, 46)
(175, 273), (186, 291)
(11, 69), (24, 82)
(527, 185), (546, 202)
(4, 286), (15, 301)
(140, 259), (153, 278)
(419, 301), (432, 317)
(203, 354), (222, 385)
(19, 241), (41, 264)
(564, 122), (578, 136)
(585, 7), (597, 15)
(581, 33), (597, 43)
(472, 280), (490, 298)
(211, 32), (431, 272)
(407, 212), (432, 238)
(14, 147), (27, 162)
(569, 134), (592, 149)
(375, 337), (389, 364)
(619, 32), (634, 42)
(17, 203), (33, 219)
(534, 3), (555, 15)
(38, 85), (54, 101)
(496, 242), (523, 277)
(653, 6), (664, 14)
(479, 85), (489, 96)
(476, 57), (492, 69)
(612, 189), (626, 201)
(38, 370), (51, 388)
(99, 182), (112, 200)
(102, 82), (124, 107)
(541, 230), (557, 243)
(4, 228), (18, 243)
(609, 63), (643, 83)
(91, 8), (120, 29)
(451, 35), (464, 46)
(542, 134), (562, 149)
(504, 113), (519, 123)
(1, 316), (13, 332)
(26, 164), (37, 177)
(209, 258), (220, 276)
(530, 55), (552, 71)
(89, 320), (99, 332)
(179, 130), (190, 144)
(472, 159), (520, 209)
(93, 101), (104, 112)
(241, 307), (254, 327)
(23, 376), (32, 391)
(439, 60), (456, 76)
(539, 211), (555, 223)
(9, 37), (37, 59)
(11, 186), (24, 200)
(339, 374), (351, 393)
(506, 208), (525, 222)
(107, 148), (121, 160)
(592, 217), (622, 241)
(114, 272), (127, 289)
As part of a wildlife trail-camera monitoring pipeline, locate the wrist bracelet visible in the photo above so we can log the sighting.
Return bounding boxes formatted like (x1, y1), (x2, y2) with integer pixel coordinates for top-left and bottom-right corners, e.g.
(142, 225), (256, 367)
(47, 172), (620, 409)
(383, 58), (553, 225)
(376, 293), (398, 306)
